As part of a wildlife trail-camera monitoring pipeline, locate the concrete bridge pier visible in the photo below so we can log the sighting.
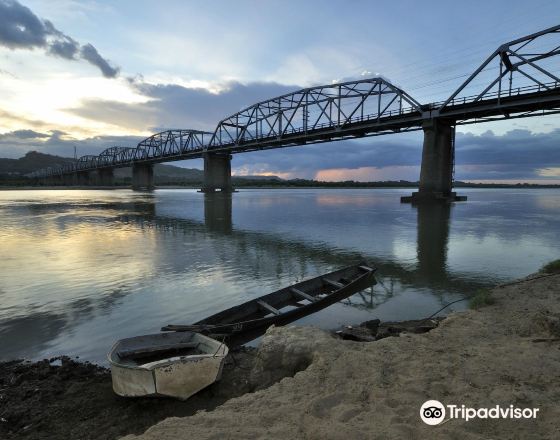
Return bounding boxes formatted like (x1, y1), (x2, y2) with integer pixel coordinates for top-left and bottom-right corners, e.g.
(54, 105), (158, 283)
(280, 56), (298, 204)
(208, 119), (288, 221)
(76, 171), (90, 186)
(96, 168), (114, 186)
(49, 175), (63, 186)
(401, 119), (466, 203)
(132, 164), (154, 191)
(62, 173), (77, 186)
(201, 153), (234, 193)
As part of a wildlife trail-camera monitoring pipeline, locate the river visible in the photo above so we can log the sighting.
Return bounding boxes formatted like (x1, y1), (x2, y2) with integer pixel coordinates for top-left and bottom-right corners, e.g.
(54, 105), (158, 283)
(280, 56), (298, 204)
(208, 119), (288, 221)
(0, 188), (558, 363)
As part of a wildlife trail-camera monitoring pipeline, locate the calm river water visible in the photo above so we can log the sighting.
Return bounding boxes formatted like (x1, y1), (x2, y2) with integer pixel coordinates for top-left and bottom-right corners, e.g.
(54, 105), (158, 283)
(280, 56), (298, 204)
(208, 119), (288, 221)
(1, 188), (559, 363)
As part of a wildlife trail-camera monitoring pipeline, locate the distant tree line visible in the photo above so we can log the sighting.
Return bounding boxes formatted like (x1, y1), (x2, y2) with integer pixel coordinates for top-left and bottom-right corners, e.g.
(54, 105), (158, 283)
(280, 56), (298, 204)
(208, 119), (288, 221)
(2, 174), (560, 189)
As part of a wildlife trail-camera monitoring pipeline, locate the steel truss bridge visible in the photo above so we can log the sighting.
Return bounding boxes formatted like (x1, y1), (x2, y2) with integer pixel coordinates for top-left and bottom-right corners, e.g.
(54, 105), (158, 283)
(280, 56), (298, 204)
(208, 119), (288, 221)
(31, 25), (560, 186)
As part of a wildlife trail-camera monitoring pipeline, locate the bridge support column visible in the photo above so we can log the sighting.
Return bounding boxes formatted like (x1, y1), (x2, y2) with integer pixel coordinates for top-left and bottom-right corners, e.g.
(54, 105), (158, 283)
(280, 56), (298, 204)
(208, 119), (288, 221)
(50, 175), (63, 186)
(401, 119), (466, 203)
(132, 164), (154, 191)
(201, 153), (234, 193)
(76, 171), (90, 186)
(96, 168), (114, 186)
(63, 173), (77, 186)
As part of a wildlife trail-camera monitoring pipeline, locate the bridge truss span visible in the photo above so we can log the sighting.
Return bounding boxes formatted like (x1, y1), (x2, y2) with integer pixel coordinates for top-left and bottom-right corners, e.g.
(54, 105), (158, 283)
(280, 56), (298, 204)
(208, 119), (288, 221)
(208, 77), (423, 152)
(99, 147), (137, 165)
(136, 129), (211, 161)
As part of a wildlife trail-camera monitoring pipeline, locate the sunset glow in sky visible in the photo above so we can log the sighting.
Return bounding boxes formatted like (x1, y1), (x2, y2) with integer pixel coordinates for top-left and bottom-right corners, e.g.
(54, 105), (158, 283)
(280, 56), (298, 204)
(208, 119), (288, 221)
(1, 0), (559, 182)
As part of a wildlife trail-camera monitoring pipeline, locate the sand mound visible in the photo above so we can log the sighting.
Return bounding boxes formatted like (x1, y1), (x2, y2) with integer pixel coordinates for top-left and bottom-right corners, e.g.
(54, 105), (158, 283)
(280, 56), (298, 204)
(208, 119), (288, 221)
(122, 273), (560, 440)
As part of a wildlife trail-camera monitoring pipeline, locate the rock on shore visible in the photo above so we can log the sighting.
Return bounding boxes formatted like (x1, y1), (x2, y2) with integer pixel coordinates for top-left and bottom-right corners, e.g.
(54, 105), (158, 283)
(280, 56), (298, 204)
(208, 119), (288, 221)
(122, 273), (560, 440)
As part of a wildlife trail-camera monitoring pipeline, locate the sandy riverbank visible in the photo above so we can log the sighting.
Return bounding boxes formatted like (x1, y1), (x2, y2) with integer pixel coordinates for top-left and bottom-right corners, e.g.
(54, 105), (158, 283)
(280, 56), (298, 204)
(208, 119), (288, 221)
(122, 271), (560, 440)
(2, 271), (559, 439)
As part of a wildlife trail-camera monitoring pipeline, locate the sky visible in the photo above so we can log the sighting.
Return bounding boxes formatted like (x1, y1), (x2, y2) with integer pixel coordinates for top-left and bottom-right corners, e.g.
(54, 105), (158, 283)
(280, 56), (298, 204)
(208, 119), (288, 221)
(0, 0), (559, 182)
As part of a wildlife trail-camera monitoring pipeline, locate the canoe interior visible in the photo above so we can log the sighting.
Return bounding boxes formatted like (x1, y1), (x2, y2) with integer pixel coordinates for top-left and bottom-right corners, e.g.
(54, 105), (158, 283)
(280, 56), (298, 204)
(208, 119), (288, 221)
(193, 264), (376, 331)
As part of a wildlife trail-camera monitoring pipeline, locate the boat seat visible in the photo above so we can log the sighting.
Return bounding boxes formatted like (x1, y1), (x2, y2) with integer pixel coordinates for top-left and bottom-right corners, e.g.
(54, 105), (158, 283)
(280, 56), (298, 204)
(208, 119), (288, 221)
(117, 342), (200, 359)
(323, 278), (345, 289)
(290, 287), (317, 302)
(359, 265), (374, 272)
(256, 300), (281, 315)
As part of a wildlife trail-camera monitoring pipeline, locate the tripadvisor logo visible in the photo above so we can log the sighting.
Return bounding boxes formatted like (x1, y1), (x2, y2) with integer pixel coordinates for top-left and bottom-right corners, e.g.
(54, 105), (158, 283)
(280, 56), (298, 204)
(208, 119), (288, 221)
(420, 400), (540, 425)
(420, 400), (445, 425)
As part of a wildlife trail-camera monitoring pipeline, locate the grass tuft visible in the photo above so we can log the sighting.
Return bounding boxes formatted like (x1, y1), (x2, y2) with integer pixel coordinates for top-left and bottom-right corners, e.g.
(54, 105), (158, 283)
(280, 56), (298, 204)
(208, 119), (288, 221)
(469, 289), (495, 310)
(540, 259), (560, 274)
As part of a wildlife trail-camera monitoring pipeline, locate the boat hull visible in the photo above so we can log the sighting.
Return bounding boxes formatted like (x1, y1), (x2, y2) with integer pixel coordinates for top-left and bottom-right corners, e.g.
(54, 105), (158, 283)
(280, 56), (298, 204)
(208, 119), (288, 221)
(163, 264), (377, 345)
(108, 332), (228, 400)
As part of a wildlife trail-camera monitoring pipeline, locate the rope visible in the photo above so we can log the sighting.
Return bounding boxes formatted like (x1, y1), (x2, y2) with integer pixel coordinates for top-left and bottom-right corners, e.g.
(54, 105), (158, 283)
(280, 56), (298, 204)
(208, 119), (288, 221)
(496, 272), (559, 288)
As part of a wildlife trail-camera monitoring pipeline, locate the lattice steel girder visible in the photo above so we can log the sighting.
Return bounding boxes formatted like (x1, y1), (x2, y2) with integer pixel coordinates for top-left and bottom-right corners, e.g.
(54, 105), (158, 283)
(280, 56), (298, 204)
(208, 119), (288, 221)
(439, 24), (560, 112)
(97, 147), (136, 165)
(135, 129), (211, 160)
(76, 155), (98, 170)
(208, 77), (422, 148)
(37, 130), (213, 176)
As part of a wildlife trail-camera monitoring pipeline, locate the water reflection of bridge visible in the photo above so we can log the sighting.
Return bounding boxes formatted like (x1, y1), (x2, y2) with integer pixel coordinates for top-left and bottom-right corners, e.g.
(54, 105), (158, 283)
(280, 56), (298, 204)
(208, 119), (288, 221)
(119, 194), (489, 299)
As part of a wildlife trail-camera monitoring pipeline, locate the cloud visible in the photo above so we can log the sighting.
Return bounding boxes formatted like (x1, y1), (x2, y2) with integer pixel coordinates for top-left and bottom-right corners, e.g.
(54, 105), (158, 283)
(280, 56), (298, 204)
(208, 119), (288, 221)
(66, 79), (298, 131)
(131, 79), (299, 128)
(0, 0), (118, 77)
(230, 134), (423, 179)
(229, 127), (560, 181)
(0, 0), (45, 49)
(538, 167), (560, 177)
(48, 36), (79, 59)
(315, 166), (419, 182)
(80, 43), (119, 78)
(452, 129), (560, 180)
(0, 109), (48, 127)
(0, 129), (50, 139)
(0, 68), (17, 78)
(0, 129), (144, 159)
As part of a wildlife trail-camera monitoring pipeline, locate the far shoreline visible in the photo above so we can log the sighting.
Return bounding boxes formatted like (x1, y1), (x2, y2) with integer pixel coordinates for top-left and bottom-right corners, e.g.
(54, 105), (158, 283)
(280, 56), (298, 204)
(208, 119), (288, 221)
(1, 184), (560, 191)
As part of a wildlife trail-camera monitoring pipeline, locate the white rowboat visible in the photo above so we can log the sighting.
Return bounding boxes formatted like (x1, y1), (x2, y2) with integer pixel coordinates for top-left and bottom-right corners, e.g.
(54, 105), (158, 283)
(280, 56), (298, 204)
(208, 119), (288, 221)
(108, 331), (228, 400)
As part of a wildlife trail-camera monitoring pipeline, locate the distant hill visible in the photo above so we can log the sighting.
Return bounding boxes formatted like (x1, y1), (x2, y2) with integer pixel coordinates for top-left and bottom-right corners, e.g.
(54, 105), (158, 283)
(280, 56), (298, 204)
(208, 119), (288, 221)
(0, 151), (75, 176)
(0, 151), (205, 180)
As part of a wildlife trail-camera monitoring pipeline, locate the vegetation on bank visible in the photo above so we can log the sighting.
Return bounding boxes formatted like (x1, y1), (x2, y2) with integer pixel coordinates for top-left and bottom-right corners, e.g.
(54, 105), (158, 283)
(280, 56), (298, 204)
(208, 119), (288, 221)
(540, 259), (560, 274)
(4, 175), (560, 189)
(469, 289), (495, 309)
